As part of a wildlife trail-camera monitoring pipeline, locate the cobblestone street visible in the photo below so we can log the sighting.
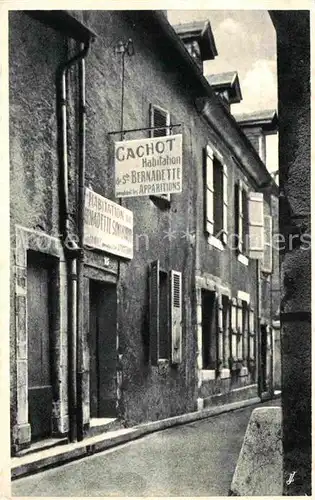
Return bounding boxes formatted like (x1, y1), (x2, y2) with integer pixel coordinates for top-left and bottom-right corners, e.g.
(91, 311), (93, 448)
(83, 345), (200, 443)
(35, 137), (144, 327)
(12, 399), (280, 497)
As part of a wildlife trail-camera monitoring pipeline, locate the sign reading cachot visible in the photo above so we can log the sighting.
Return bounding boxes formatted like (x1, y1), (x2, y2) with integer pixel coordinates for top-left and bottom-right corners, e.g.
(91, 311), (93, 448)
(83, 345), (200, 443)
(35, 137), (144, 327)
(115, 134), (182, 198)
(84, 188), (133, 259)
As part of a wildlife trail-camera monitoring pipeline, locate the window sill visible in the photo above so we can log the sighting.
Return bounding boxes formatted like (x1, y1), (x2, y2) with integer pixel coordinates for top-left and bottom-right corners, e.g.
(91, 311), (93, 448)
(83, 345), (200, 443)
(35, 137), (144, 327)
(201, 369), (216, 381)
(220, 368), (231, 379)
(238, 253), (249, 266)
(208, 235), (224, 251)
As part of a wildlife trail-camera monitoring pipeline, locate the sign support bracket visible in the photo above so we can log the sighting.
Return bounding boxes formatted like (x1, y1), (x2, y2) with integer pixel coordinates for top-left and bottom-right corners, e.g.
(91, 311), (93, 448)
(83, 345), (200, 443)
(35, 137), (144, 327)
(108, 124), (182, 137)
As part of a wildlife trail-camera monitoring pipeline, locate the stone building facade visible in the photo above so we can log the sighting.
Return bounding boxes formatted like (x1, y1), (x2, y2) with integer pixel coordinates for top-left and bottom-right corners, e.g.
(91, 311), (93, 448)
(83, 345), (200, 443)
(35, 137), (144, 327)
(9, 10), (279, 454)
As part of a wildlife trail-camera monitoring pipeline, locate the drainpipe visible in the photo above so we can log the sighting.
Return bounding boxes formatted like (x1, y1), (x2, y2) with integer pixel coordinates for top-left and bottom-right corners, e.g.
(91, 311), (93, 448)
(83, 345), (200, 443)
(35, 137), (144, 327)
(256, 259), (262, 398)
(77, 41), (90, 441)
(57, 41), (90, 443)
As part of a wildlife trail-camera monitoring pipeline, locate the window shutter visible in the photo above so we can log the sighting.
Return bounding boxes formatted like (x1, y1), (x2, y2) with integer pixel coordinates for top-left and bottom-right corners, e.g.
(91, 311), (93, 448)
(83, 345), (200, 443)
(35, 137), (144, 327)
(205, 146), (214, 235)
(237, 298), (243, 361)
(249, 307), (255, 361)
(217, 294), (224, 365)
(248, 192), (264, 260)
(238, 181), (243, 253)
(231, 298), (237, 333)
(242, 188), (249, 255)
(149, 260), (160, 365)
(150, 104), (170, 138)
(150, 105), (171, 201)
(249, 307), (255, 334)
(231, 298), (237, 361)
(243, 304), (249, 365)
(170, 270), (182, 364)
(222, 164), (228, 244)
(262, 215), (273, 274)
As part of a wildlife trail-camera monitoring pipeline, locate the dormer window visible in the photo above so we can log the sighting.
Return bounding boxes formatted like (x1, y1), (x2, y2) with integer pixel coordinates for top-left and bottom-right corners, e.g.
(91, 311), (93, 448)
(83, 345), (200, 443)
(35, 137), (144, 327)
(206, 71), (242, 112)
(172, 20), (218, 68)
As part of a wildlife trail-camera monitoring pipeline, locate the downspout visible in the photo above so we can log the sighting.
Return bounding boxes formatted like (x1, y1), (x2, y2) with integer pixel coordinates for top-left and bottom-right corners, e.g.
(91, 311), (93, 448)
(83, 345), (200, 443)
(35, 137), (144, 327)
(256, 259), (262, 398)
(77, 41), (90, 441)
(57, 41), (90, 443)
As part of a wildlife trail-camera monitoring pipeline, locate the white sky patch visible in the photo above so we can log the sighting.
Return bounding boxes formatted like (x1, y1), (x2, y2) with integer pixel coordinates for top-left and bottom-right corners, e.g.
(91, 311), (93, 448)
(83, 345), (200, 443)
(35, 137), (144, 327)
(234, 59), (277, 113)
(218, 17), (243, 35)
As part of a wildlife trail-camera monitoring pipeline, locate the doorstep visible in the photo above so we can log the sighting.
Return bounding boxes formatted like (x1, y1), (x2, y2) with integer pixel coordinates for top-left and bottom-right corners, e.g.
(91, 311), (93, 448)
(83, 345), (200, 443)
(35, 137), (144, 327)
(11, 393), (281, 480)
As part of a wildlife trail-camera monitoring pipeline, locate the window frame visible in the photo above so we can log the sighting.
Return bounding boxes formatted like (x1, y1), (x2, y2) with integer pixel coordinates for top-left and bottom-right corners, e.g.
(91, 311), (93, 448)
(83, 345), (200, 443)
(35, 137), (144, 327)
(149, 104), (171, 203)
(205, 145), (228, 251)
(149, 260), (182, 365)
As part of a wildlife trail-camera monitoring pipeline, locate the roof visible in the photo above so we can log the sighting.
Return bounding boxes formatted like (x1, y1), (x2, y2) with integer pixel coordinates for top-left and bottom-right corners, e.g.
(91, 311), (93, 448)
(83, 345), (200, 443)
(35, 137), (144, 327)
(151, 11), (272, 187)
(234, 109), (278, 133)
(172, 20), (218, 61)
(27, 10), (97, 43)
(206, 71), (243, 104)
(173, 20), (208, 35)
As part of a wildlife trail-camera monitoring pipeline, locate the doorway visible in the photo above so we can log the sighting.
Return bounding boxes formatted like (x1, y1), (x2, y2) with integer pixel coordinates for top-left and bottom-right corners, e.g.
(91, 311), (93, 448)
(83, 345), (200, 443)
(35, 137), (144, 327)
(89, 280), (117, 418)
(27, 251), (56, 441)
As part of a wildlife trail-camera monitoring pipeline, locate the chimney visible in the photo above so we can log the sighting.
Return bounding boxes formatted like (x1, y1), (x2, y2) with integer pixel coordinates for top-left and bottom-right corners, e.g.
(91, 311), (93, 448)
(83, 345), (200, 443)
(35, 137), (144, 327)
(205, 71), (242, 112)
(172, 20), (218, 69)
(234, 110), (278, 164)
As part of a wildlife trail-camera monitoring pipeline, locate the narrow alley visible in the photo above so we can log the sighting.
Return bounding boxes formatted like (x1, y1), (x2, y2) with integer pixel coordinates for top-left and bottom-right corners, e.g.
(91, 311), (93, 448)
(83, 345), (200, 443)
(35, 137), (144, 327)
(12, 399), (280, 497)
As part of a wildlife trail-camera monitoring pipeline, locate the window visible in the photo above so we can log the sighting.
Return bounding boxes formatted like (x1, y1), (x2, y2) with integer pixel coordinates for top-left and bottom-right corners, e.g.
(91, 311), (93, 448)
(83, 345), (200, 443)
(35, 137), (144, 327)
(150, 105), (171, 202)
(150, 105), (170, 138)
(230, 298), (237, 362)
(242, 301), (249, 364)
(213, 158), (224, 236)
(235, 180), (249, 256)
(201, 290), (217, 370)
(236, 299), (243, 361)
(159, 270), (169, 359)
(149, 260), (182, 365)
(249, 307), (255, 361)
(217, 293), (230, 371)
(205, 145), (228, 246)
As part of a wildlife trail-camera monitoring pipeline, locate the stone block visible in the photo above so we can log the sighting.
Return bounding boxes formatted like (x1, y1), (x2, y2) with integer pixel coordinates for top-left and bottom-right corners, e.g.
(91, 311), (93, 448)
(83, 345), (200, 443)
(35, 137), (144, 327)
(17, 385), (28, 424)
(16, 341), (27, 360)
(281, 247), (311, 313)
(13, 422), (31, 445)
(197, 398), (204, 410)
(230, 407), (282, 496)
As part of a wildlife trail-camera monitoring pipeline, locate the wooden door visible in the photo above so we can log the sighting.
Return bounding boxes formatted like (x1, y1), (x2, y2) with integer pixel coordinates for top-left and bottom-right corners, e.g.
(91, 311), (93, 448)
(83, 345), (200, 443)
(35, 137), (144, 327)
(27, 252), (53, 440)
(89, 281), (117, 418)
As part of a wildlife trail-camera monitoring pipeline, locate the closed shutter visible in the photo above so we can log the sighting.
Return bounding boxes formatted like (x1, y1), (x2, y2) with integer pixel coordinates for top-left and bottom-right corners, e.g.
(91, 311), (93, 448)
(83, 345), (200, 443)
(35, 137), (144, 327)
(243, 304), (249, 365)
(222, 164), (228, 244)
(231, 298), (237, 360)
(150, 105), (171, 201)
(248, 192), (264, 260)
(149, 260), (160, 365)
(150, 104), (170, 138)
(242, 188), (249, 255)
(238, 181), (243, 253)
(262, 215), (273, 273)
(217, 294), (224, 366)
(205, 145), (214, 235)
(249, 307), (255, 360)
(170, 270), (182, 364)
(237, 298), (243, 361)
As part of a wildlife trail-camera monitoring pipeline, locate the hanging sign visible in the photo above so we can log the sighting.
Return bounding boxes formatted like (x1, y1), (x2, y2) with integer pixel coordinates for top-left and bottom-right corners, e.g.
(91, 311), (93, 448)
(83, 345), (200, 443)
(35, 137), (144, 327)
(115, 134), (182, 198)
(84, 188), (133, 259)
